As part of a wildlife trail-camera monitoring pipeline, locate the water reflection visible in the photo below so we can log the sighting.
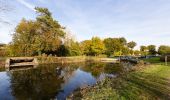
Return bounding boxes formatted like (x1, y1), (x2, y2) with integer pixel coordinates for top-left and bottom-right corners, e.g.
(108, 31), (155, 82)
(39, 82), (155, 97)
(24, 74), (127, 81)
(0, 62), (123, 100)
(8, 65), (64, 100)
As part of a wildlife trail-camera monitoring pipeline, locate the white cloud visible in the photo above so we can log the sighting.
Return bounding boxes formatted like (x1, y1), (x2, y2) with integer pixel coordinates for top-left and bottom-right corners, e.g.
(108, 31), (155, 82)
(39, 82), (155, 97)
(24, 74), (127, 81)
(16, 0), (35, 11)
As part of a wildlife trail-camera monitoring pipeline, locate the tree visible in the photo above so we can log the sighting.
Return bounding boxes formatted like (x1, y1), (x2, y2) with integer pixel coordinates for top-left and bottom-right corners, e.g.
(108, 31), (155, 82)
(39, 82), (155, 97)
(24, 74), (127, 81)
(81, 37), (105, 56)
(67, 40), (82, 56)
(127, 41), (136, 50)
(90, 37), (105, 56)
(103, 37), (128, 56)
(35, 7), (65, 54)
(121, 47), (130, 55)
(140, 46), (148, 56)
(119, 37), (127, 46)
(9, 7), (66, 56)
(134, 50), (140, 56)
(10, 19), (39, 56)
(81, 40), (92, 56)
(147, 45), (156, 55)
(158, 45), (170, 55)
(127, 41), (136, 55)
(103, 38), (114, 56)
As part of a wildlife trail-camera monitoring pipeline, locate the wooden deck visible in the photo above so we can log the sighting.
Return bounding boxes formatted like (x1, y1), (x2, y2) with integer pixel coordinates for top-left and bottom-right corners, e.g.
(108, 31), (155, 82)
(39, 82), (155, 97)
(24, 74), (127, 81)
(5, 57), (38, 70)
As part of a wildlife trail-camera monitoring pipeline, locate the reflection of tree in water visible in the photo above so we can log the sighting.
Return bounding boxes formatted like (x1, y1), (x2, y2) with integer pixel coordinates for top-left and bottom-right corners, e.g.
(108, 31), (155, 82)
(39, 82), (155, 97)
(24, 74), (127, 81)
(104, 63), (124, 74)
(6, 62), (125, 99)
(80, 62), (123, 77)
(7, 65), (65, 100)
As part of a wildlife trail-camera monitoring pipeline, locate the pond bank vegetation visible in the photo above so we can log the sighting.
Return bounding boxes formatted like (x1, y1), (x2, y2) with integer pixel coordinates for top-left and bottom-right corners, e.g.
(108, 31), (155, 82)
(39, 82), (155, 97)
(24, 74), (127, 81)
(68, 57), (170, 100)
(37, 55), (117, 64)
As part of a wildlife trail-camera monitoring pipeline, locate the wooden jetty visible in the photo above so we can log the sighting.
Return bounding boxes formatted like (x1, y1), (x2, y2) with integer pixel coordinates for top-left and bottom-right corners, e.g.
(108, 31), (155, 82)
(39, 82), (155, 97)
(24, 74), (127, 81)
(5, 57), (38, 70)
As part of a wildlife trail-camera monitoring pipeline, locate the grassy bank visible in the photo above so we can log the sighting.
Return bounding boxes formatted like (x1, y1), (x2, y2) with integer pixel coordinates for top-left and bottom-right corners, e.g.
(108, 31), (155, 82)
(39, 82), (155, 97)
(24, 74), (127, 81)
(69, 57), (170, 100)
(37, 56), (116, 64)
(0, 56), (116, 68)
(143, 57), (170, 65)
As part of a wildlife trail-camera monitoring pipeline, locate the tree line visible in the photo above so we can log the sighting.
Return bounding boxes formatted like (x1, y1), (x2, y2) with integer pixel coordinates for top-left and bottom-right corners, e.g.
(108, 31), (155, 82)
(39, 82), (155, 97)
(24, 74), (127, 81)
(1, 7), (170, 57)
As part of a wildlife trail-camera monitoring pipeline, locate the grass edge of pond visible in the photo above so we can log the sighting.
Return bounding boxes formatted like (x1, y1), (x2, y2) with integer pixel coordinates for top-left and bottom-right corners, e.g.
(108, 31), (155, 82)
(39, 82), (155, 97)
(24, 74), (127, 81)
(68, 57), (170, 100)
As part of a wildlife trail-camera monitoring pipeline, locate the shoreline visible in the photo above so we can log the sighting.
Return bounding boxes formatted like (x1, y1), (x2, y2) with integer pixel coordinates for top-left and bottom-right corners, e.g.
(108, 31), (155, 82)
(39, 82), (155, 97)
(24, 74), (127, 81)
(0, 56), (118, 68)
(68, 63), (170, 99)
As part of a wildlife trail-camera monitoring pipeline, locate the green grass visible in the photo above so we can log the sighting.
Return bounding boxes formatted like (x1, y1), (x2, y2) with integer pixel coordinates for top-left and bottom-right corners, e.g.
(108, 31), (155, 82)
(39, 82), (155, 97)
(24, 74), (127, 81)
(143, 57), (161, 63)
(72, 57), (170, 100)
(142, 64), (170, 77)
(143, 57), (170, 66)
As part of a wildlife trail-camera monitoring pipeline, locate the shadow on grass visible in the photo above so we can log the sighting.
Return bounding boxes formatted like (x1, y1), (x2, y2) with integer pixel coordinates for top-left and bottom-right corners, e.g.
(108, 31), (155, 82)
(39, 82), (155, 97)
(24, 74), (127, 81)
(69, 71), (170, 100)
(112, 72), (170, 100)
(143, 57), (170, 66)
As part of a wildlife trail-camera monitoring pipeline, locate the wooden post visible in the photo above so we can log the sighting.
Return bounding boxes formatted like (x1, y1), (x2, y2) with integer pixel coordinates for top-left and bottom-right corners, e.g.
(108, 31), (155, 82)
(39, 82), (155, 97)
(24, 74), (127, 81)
(165, 56), (167, 66)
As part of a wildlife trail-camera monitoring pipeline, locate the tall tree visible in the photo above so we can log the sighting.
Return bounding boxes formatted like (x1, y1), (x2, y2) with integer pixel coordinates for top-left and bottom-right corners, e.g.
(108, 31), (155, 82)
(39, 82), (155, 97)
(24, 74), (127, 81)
(9, 7), (65, 56)
(35, 7), (65, 54)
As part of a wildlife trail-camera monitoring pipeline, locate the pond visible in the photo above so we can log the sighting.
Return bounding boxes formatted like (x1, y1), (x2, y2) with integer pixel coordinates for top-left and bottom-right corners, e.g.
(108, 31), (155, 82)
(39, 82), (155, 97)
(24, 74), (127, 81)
(0, 62), (126, 100)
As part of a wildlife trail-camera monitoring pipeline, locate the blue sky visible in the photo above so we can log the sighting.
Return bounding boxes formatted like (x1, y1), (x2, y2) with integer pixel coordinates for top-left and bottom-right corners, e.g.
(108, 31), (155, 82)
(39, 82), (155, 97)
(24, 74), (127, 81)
(0, 0), (170, 49)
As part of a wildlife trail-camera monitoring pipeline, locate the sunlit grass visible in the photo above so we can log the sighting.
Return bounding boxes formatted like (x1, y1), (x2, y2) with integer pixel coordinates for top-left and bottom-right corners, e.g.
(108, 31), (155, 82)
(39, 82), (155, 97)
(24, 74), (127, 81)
(143, 57), (161, 63)
(143, 57), (170, 65)
(76, 57), (170, 100)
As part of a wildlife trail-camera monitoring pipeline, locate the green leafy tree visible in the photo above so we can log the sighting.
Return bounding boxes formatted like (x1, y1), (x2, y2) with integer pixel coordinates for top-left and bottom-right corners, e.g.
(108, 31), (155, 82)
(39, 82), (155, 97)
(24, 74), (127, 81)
(104, 37), (127, 56)
(134, 50), (140, 56)
(9, 7), (65, 56)
(68, 40), (82, 56)
(158, 45), (170, 55)
(127, 41), (136, 50)
(35, 7), (65, 54)
(140, 46), (148, 56)
(90, 37), (105, 56)
(119, 37), (127, 45)
(81, 37), (105, 56)
(81, 40), (92, 56)
(103, 38), (114, 56)
(121, 47), (130, 55)
(10, 19), (39, 56)
(147, 45), (156, 55)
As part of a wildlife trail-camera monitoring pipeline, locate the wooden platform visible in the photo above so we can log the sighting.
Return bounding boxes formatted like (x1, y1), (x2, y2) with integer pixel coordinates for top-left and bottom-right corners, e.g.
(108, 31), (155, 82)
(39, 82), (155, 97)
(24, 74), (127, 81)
(5, 57), (38, 70)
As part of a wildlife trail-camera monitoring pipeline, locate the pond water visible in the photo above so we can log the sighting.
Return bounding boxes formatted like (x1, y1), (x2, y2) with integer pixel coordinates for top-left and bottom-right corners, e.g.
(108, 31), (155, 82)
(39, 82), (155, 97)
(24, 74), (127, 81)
(0, 62), (125, 100)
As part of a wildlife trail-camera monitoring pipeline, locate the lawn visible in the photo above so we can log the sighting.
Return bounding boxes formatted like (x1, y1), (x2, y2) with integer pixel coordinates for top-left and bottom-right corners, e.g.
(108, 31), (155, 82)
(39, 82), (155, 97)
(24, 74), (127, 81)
(70, 57), (170, 100)
(143, 56), (170, 65)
